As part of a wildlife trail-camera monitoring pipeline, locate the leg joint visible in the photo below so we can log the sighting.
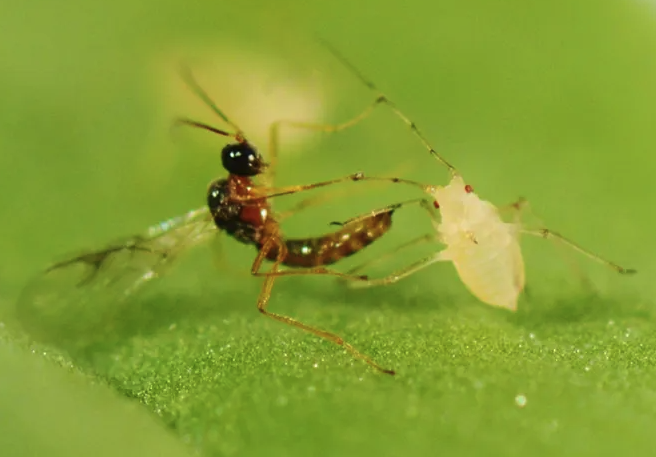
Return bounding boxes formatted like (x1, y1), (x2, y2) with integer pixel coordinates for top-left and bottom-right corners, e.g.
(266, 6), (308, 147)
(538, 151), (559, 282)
(538, 228), (551, 238)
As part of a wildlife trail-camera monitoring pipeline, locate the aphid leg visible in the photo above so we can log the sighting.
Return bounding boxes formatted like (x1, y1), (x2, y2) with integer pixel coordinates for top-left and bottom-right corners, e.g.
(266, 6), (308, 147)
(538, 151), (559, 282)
(319, 40), (457, 175)
(503, 198), (636, 276)
(497, 197), (529, 225)
(499, 198), (597, 293)
(253, 235), (396, 375)
(522, 228), (636, 275)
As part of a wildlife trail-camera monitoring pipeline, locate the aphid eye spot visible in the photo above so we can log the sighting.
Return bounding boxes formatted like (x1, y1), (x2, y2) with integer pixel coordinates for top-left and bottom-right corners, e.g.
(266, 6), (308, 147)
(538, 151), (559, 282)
(433, 200), (440, 209)
(465, 184), (474, 193)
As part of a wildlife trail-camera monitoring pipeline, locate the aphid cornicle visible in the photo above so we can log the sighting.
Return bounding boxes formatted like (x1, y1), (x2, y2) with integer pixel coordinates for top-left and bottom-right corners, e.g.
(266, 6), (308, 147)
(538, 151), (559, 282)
(319, 42), (636, 311)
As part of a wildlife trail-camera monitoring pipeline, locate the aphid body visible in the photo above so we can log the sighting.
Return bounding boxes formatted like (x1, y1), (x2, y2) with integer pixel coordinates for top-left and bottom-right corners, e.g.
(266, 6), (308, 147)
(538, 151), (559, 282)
(426, 175), (525, 310)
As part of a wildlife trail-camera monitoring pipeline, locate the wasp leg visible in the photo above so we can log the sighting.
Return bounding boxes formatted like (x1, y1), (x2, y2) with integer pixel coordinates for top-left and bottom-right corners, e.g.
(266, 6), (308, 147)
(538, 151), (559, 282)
(252, 235), (395, 375)
(347, 249), (450, 289)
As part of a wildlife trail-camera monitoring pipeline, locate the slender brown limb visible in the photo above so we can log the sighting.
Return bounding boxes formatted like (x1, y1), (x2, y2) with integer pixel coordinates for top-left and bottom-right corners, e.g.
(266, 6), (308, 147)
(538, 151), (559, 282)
(345, 233), (438, 276)
(253, 267), (368, 280)
(523, 228), (636, 275)
(275, 193), (339, 222)
(274, 158), (422, 222)
(252, 235), (396, 375)
(232, 172), (367, 203)
(500, 197), (636, 275)
(264, 88), (392, 186)
(318, 39), (457, 175)
(348, 249), (450, 289)
(328, 198), (446, 288)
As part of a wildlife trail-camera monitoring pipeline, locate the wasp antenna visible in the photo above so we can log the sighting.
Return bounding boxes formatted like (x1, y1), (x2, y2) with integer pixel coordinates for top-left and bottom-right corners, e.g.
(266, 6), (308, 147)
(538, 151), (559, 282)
(316, 37), (378, 92)
(179, 63), (245, 136)
(317, 38), (457, 175)
(172, 117), (237, 140)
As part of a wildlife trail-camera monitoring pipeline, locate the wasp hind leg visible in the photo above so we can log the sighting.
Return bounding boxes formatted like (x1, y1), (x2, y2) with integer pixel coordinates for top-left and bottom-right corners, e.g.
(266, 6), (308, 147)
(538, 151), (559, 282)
(251, 235), (395, 375)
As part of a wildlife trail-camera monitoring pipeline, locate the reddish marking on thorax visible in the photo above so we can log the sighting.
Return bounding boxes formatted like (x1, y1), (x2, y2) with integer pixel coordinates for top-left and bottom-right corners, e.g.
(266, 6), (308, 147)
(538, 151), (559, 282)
(240, 205), (269, 227)
(228, 174), (271, 228)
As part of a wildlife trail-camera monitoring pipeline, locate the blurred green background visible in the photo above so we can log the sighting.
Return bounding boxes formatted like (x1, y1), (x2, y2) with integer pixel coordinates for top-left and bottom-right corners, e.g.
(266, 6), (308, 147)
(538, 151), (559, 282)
(1, 0), (656, 456)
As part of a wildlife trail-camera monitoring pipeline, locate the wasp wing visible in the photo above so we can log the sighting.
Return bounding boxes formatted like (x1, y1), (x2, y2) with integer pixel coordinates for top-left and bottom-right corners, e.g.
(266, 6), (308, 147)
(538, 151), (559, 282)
(17, 207), (216, 344)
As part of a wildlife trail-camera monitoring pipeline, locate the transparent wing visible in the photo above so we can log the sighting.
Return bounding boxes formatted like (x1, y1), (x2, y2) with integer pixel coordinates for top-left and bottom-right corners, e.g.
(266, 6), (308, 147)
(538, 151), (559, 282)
(17, 207), (216, 344)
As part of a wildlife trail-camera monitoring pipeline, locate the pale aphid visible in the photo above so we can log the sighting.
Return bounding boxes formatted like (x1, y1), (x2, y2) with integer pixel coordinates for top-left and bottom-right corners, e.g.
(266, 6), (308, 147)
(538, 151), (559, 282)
(320, 42), (636, 310)
(429, 175), (525, 310)
(335, 172), (530, 310)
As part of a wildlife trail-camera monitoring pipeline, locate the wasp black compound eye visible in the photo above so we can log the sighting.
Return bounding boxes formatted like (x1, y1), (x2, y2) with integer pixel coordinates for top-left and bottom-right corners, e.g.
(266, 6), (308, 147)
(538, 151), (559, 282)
(221, 142), (263, 176)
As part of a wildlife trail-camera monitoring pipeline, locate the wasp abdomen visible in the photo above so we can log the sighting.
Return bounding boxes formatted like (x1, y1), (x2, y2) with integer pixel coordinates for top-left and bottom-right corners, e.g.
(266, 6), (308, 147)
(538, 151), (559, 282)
(264, 211), (394, 268)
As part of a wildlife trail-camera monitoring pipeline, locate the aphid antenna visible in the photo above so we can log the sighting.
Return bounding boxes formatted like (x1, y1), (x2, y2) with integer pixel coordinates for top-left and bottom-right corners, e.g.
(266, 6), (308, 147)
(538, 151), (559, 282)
(178, 63), (247, 143)
(317, 37), (458, 177)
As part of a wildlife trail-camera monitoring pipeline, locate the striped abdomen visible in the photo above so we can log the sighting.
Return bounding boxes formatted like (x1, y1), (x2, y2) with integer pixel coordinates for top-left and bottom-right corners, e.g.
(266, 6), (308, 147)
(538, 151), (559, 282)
(264, 211), (393, 268)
